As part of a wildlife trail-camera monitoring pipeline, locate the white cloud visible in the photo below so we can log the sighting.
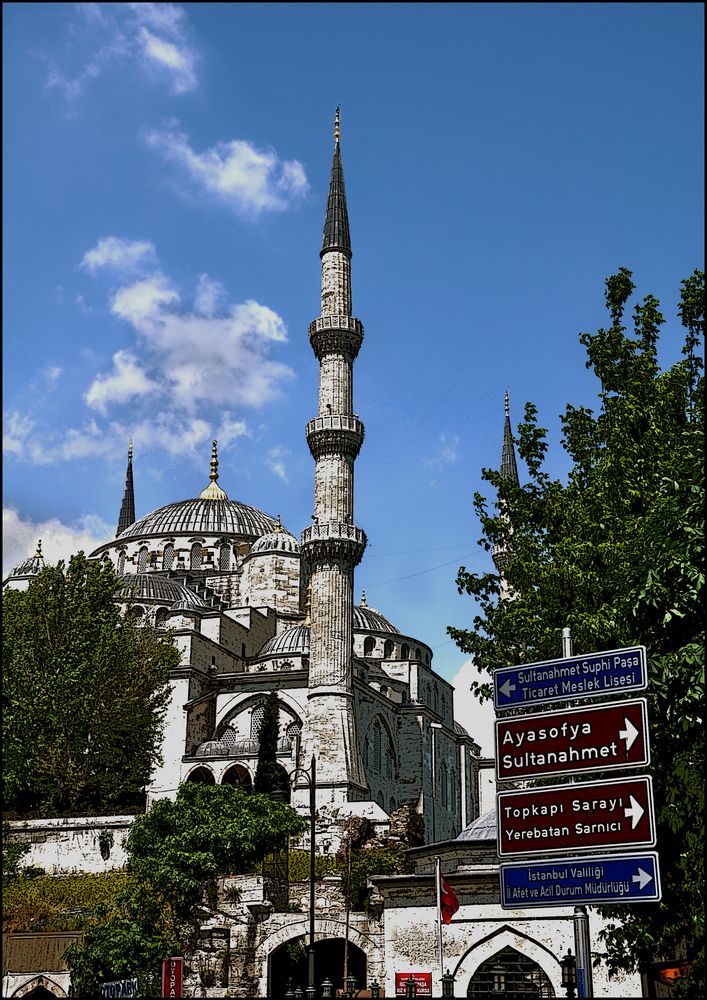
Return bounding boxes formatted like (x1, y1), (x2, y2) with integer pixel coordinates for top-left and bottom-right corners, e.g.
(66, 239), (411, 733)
(111, 274), (180, 328)
(124, 414), (212, 457)
(266, 446), (291, 483)
(45, 366), (63, 384)
(195, 274), (226, 317)
(43, 3), (198, 104)
(3, 411), (35, 456)
(3, 506), (113, 578)
(81, 237), (158, 274)
(145, 125), (310, 216)
(84, 350), (158, 414)
(216, 415), (249, 450)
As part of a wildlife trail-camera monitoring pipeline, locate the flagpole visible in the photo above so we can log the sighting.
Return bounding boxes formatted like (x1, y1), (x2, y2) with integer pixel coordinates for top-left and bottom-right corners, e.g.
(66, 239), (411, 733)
(435, 855), (443, 982)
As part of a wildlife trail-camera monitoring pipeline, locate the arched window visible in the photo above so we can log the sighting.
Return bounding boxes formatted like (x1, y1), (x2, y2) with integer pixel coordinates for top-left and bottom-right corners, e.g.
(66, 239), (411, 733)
(434, 687), (440, 712)
(130, 605), (145, 622)
(363, 636), (375, 656)
(383, 639), (394, 659)
(190, 543), (202, 569)
(450, 768), (457, 811)
(117, 551), (126, 574)
(155, 607), (169, 628)
(467, 946), (556, 998)
(415, 647), (421, 661)
(401, 643), (410, 660)
(440, 762), (448, 808)
(163, 544), (174, 571)
(219, 543), (231, 571)
(372, 721), (382, 773)
(384, 743), (394, 778)
(137, 546), (148, 573)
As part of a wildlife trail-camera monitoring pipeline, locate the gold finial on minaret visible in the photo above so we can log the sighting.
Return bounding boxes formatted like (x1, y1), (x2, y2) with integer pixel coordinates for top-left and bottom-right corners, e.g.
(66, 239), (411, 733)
(274, 514), (283, 533)
(128, 437), (133, 461)
(36, 540), (43, 558)
(303, 582), (312, 627)
(334, 106), (341, 143)
(360, 590), (367, 607)
(200, 440), (228, 500)
(505, 390), (510, 417)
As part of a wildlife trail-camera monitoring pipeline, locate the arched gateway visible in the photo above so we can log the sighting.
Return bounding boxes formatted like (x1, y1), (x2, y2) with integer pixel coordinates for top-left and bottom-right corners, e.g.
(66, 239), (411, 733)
(269, 938), (367, 998)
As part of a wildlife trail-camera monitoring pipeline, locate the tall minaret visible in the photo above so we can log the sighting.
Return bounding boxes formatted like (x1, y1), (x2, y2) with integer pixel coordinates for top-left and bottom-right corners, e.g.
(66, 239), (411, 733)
(493, 391), (519, 597)
(116, 440), (136, 536)
(300, 110), (368, 802)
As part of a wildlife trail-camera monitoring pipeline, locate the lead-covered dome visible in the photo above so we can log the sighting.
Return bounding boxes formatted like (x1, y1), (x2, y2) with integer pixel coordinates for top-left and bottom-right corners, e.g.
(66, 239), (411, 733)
(353, 601), (398, 634)
(7, 541), (46, 581)
(456, 809), (496, 841)
(249, 517), (300, 555)
(114, 497), (278, 543)
(116, 574), (209, 609)
(260, 623), (310, 658)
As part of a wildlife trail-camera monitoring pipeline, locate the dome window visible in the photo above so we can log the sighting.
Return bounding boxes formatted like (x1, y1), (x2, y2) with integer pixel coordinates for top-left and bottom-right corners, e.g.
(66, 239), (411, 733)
(163, 544), (174, 571)
(190, 543), (202, 570)
(363, 636), (375, 656)
(117, 551), (126, 574)
(383, 639), (394, 659)
(137, 546), (148, 573)
(219, 543), (231, 571)
(401, 643), (410, 660)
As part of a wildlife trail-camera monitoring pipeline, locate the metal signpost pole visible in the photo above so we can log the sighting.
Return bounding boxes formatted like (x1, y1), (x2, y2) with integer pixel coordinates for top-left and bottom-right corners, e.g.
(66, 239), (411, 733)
(563, 629), (594, 1000)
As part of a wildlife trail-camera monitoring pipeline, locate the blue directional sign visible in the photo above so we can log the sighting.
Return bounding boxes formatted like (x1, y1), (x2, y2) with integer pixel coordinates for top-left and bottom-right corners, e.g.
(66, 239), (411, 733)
(494, 646), (647, 710)
(499, 852), (661, 908)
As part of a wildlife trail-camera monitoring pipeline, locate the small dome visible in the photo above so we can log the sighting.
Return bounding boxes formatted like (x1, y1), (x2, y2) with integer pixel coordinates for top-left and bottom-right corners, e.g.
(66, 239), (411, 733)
(260, 623), (310, 657)
(250, 517), (300, 555)
(353, 604), (398, 634)
(456, 809), (496, 842)
(194, 740), (224, 757)
(117, 574), (209, 609)
(454, 721), (470, 737)
(7, 541), (46, 581)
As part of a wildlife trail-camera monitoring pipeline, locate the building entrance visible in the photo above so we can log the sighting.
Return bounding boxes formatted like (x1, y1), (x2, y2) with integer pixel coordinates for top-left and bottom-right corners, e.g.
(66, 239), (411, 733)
(269, 937), (367, 997)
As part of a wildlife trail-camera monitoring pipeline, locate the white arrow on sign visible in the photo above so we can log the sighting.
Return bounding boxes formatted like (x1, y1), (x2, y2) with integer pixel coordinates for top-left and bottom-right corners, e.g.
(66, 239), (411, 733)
(624, 795), (645, 829)
(632, 867), (654, 890)
(499, 679), (516, 698)
(619, 717), (639, 752)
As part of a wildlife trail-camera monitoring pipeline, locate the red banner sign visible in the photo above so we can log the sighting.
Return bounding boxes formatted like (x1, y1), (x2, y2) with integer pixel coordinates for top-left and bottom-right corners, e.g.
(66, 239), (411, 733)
(497, 775), (656, 858)
(495, 698), (650, 782)
(161, 957), (184, 998)
(395, 972), (432, 995)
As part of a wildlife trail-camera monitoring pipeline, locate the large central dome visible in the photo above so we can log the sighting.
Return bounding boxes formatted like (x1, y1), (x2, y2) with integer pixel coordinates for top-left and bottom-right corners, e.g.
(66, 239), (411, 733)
(115, 497), (279, 542)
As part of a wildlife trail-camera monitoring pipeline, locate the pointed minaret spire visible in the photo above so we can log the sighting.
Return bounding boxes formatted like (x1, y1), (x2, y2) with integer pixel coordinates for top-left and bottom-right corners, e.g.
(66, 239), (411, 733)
(321, 106), (351, 260)
(200, 440), (228, 500)
(500, 390), (519, 484)
(116, 439), (136, 536)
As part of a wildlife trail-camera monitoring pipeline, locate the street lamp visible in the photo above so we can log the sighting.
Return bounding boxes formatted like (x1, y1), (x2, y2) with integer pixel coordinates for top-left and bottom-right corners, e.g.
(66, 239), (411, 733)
(344, 973), (357, 997)
(289, 755), (318, 997)
(441, 970), (455, 997)
(561, 950), (577, 999)
(369, 980), (381, 999)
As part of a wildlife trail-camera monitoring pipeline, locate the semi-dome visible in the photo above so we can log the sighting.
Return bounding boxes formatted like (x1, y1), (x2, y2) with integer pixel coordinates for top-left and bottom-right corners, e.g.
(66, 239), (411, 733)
(114, 497), (278, 543)
(260, 623), (310, 658)
(116, 574), (209, 609)
(249, 517), (300, 555)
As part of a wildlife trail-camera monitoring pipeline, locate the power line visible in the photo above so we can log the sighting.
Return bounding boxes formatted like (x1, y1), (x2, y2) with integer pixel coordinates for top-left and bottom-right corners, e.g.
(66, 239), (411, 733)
(364, 552), (478, 588)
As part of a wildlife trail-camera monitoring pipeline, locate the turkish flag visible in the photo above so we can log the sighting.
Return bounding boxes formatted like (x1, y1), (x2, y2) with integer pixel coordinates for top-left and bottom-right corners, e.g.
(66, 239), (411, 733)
(440, 876), (459, 924)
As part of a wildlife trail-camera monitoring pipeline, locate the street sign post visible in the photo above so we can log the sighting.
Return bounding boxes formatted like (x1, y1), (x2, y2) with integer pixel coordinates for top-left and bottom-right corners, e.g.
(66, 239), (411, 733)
(499, 852), (662, 908)
(494, 646), (647, 710)
(495, 698), (650, 782)
(497, 775), (656, 858)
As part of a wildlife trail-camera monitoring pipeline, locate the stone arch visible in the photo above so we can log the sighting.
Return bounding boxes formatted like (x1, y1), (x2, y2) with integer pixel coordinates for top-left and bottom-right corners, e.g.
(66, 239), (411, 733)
(216, 689), (304, 731)
(221, 763), (253, 790)
(184, 765), (215, 784)
(11, 978), (66, 998)
(260, 916), (376, 964)
(453, 925), (563, 998)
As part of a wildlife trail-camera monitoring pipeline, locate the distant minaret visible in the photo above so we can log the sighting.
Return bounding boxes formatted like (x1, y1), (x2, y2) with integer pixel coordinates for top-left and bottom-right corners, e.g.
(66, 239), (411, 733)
(300, 109), (368, 801)
(116, 440), (136, 536)
(493, 391), (519, 595)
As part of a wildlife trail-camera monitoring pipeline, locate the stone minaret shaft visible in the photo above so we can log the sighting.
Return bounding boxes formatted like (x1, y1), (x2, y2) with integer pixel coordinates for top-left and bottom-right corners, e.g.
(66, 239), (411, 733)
(116, 440), (135, 536)
(300, 111), (368, 799)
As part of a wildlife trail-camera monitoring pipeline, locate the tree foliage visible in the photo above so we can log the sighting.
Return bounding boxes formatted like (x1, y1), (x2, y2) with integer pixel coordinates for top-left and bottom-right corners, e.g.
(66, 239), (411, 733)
(2, 553), (179, 817)
(65, 783), (306, 996)
(450, 269), (704, 994)
(254, 691), (282, 794)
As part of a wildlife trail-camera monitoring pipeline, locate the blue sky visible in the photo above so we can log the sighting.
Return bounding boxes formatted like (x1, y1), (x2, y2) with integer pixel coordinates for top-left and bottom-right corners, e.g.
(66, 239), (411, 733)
(3, 3), (704, 754)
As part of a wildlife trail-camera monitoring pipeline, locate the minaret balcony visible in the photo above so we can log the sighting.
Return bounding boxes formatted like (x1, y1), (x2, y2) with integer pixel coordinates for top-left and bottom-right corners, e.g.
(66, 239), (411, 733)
(309, 315), (364, 361)
(306, 414), (365, 460)
(301, 521), (367, 567)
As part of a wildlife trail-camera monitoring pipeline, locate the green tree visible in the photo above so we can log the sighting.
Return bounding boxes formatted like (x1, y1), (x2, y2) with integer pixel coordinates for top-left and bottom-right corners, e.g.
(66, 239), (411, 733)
(450, 269), (704, 995)
(254, 691), (282, 794)
(2, 552), (179, 816)
(65, 782), (306, 996)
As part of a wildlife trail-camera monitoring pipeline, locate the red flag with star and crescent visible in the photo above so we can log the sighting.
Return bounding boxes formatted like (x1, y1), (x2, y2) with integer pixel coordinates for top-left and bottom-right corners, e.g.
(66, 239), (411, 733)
(440, 876), (459, 924)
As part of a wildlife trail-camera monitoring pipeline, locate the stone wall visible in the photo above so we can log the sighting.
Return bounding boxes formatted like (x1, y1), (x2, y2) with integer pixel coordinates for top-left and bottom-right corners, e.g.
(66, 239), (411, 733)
(7, 816), (134, 875)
